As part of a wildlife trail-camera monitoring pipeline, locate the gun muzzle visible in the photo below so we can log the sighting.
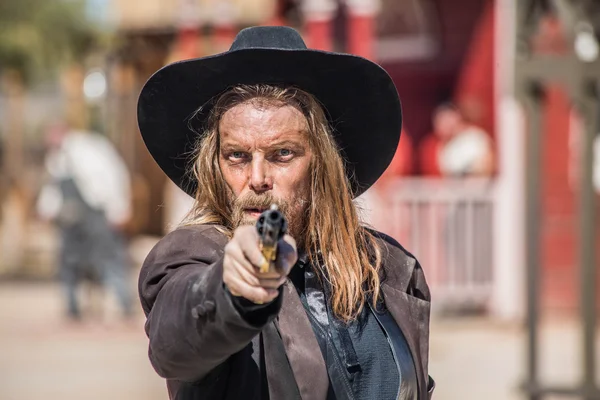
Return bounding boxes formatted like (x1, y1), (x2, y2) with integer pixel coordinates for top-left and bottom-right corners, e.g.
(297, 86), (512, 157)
(256, 204), (287, 274)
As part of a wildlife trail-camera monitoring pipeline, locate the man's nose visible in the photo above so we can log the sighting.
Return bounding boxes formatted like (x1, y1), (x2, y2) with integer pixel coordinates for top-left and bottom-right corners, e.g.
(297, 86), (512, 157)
(249, 157), (273, 193)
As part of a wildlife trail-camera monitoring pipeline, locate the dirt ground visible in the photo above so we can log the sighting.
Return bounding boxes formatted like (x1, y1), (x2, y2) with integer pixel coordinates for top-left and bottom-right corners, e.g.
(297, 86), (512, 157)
(0, 278), (596, 400)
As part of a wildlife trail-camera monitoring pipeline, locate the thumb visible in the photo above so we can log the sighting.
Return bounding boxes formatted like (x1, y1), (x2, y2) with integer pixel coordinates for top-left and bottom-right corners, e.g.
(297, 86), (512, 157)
(275, 234), (297, 275)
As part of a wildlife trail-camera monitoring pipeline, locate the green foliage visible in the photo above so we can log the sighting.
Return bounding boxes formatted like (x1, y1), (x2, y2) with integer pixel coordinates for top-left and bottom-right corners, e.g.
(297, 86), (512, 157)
(0, 0), (104, 83)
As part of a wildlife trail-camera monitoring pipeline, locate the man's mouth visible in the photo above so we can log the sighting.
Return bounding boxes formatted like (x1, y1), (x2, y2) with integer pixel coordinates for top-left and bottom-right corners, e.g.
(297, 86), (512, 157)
(244, 208), (267, 217)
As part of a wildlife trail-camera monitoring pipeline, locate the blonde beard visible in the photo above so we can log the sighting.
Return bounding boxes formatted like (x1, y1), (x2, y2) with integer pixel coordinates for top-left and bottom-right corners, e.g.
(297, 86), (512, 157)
(229, 191), (308, 242)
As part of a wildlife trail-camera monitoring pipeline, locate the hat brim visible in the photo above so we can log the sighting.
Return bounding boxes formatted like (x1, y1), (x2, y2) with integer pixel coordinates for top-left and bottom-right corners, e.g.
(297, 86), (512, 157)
(137, 48), (402, 198)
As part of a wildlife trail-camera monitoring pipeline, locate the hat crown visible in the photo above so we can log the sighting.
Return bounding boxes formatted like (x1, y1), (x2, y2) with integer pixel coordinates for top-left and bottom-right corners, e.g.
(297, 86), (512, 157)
(229, 26), (308, 51)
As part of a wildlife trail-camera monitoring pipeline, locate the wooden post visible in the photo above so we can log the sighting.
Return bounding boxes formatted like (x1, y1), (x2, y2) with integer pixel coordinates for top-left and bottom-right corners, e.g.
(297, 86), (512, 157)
(61, 64), (88, 130)
(109, 61), (137, 170)
(1, 69), (25, 187)
(572, 80), (598, 400)
(491, 0), (527, 322)
(520, 81), (544, 400)
(516, 1), (600, 398)
(0, 69), (27, 276)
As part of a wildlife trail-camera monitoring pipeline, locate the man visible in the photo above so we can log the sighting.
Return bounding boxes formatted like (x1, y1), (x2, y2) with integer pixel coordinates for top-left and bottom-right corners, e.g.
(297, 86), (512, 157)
(138, 26), (434, 400)
(37, 125), (133, 321)
(429, 103), (494, 177)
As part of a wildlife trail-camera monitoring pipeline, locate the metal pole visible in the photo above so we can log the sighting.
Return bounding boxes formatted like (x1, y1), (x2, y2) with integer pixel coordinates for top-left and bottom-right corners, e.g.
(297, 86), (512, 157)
(516, 4), (539, 398)
(577, 80), (598, 400)
(523, 81), (544, 400)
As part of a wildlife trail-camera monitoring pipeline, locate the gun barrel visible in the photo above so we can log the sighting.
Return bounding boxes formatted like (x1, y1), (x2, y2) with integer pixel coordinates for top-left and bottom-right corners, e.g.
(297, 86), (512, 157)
(256, 205), (287, 273)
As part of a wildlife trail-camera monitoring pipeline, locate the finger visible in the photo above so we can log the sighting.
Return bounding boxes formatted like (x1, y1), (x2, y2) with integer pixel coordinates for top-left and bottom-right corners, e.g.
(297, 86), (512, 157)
(256, 268), (284, 279)
(223, 269), (242, 297)
(224, 256), (259, 293)
(283, 234), (297, 251)
(274, 235), (298, 275)
(226, 243), (259, 274)
(230, 260), (284, 289)
(236, 227), (268, 268)
(229, 245), (283, 280)
(280, 234), (298, 264)
(226, 276), (279, 304)
(225, 257), (283, 294)
(258, 276), (287, 289)
(233, 224), (258, 240)
(242, 242), (268, 270)
(226, 284), (242, 297)
(231, 259), (261, 287)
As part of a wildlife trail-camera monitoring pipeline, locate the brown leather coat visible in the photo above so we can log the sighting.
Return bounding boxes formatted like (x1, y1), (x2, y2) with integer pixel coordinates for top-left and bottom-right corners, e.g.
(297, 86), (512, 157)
(139, 225), (435, 400)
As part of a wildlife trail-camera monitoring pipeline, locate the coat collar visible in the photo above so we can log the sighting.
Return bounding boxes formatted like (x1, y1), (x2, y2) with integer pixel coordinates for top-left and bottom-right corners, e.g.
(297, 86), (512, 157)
(274, 281), (329, 400)
(382, 283), (431, 400)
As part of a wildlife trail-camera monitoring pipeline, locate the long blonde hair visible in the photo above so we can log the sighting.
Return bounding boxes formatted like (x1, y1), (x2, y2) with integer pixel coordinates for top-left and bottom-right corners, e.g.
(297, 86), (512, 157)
(183, 84), (383, 322)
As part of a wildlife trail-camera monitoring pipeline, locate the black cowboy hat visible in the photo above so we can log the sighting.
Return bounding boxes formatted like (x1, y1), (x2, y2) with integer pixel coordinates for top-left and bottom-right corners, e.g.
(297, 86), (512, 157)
(137, 26), (402, 198)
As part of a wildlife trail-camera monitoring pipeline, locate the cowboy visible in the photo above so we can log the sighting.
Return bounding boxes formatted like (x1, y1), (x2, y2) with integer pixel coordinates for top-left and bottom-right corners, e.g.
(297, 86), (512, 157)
(137, 26), (435, 400)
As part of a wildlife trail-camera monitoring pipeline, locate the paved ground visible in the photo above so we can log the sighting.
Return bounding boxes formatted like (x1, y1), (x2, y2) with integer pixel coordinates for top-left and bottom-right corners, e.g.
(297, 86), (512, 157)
(0, 279), (596, 400)
(0, 281), (167, 400)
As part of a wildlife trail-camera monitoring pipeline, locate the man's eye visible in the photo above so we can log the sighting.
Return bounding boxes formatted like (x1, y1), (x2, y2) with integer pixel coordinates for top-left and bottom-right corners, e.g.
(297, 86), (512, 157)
(278, 149), (292, 157)
(226, 151), (247, 163)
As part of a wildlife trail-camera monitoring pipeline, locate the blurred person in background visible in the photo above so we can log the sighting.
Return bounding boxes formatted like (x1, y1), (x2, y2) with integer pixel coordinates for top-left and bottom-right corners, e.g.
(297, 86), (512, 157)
(419, 103), (494, 177)
(36, 123), (134, 322)
(137, 26), (434, 400)
(418, 104), (494, 305)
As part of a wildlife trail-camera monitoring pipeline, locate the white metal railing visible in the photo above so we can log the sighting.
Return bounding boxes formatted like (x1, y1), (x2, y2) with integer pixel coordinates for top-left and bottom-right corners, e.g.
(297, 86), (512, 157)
(358, 177), (497, 313)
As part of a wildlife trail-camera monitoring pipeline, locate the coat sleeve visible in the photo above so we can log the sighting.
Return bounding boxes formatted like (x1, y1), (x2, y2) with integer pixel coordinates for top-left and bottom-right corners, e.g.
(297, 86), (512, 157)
(372, 229), (436, 398)
(138, 226), (282, 382)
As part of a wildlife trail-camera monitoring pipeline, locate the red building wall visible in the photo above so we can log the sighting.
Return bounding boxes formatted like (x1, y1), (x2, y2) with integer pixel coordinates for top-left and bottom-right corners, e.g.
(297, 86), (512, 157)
(387, 1), (592, 314)
(382, 0), (490, 174)
(540, 85), (578, 313)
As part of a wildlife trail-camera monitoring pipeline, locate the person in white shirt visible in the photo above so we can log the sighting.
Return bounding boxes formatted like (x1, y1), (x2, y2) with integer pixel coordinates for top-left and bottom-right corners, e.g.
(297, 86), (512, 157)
(433, 103), (494, 177)
(37, 126), (133, 321)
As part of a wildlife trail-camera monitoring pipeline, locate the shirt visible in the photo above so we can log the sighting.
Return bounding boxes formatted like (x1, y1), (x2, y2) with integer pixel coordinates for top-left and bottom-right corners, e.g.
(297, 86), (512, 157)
(289, 261), (401, 400)
(439, 126), (492, 176)
(232, 256), (418, 400)
(38, 131), (132, 226)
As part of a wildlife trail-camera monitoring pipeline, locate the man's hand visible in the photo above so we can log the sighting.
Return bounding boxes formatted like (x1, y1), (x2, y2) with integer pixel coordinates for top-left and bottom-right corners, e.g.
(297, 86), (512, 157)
(223, 225), (297, 304)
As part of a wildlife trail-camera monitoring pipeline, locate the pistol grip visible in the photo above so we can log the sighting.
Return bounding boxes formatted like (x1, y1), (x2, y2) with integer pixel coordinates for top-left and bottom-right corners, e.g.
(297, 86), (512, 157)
(259, 242), (277, 274)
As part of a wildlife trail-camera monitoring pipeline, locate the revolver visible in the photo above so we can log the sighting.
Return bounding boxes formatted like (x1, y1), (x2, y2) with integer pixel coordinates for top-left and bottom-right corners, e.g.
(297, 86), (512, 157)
(256, 204), (288, 274)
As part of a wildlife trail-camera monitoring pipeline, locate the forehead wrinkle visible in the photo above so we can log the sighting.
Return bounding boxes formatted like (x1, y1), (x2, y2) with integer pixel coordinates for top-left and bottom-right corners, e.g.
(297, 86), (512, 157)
(219, 102), (308, 148)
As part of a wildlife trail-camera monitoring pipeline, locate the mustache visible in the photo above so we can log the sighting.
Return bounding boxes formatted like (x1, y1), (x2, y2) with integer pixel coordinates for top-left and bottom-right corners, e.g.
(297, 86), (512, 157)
(229, 192), (309, 242)
(233, 192), (283, 211)
(230, 193), (292, 229)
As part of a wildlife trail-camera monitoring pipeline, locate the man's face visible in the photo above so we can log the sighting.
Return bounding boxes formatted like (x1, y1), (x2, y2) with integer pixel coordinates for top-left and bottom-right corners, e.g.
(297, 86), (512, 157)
(433, 109), (462, 140)
(218, 100), (313, 238)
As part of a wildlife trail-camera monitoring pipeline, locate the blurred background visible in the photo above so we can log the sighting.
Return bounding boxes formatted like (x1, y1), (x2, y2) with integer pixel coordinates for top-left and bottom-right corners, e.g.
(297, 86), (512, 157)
(1, 0), (600, 399)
